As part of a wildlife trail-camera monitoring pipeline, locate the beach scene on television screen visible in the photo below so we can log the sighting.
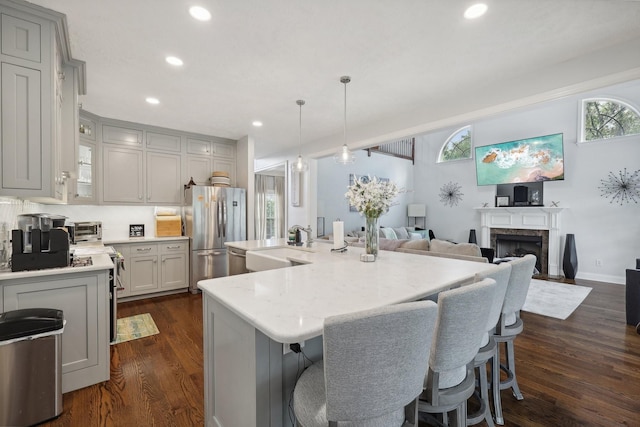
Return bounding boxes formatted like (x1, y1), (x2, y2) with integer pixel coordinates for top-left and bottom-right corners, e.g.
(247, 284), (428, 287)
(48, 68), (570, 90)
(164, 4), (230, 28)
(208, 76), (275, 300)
(475, 133), (564, 185)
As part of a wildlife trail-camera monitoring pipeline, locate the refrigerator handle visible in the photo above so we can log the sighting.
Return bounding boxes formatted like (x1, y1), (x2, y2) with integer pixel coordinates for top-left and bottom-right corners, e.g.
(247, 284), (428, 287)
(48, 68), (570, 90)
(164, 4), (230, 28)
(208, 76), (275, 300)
(217, 201), (222, 238)
(222, 201), (227, 238)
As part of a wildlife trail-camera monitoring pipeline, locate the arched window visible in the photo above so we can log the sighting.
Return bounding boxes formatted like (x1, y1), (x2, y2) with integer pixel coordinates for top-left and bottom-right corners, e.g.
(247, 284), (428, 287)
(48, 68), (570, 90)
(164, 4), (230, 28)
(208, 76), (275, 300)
(437, 126), (472, 163)
(581, 98), (640, 142)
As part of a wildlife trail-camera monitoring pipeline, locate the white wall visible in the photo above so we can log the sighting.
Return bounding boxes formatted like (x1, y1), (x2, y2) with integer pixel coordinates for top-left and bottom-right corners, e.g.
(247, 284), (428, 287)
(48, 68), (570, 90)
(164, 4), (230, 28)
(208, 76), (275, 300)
(413, 79), (640, 284)
(317, 150), (414, 235)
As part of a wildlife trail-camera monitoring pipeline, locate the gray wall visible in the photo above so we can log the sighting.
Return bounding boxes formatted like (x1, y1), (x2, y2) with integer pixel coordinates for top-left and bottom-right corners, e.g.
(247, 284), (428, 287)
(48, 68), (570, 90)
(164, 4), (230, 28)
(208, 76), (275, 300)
(317, 150), (414, 236)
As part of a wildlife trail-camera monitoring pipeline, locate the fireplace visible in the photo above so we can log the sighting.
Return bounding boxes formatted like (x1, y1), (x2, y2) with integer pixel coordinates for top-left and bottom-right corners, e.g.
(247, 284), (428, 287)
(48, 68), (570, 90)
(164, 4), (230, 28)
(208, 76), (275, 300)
(476, 207), (564, 278)
(494, 233), (545, 275)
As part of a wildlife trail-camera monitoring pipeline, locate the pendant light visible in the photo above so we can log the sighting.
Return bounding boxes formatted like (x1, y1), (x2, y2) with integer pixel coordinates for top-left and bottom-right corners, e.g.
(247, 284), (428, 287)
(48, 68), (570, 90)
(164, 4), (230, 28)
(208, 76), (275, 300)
(334, 76), (356, 164)
(292, 99), (308, 172)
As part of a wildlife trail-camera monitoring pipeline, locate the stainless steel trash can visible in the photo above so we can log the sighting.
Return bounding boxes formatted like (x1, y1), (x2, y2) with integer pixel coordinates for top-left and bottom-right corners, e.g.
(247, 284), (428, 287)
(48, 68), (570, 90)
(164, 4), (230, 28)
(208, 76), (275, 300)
(0, 308), (64, 426)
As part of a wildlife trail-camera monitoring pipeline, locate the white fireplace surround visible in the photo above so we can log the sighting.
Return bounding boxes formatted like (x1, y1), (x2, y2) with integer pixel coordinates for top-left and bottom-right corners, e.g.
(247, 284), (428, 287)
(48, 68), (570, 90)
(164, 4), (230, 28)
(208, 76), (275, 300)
(475, 207), (564, 277)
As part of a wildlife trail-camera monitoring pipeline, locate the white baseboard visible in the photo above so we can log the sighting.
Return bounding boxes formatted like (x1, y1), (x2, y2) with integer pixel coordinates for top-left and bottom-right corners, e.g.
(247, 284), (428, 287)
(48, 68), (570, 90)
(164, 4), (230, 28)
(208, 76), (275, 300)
(575, 271), (625, 285)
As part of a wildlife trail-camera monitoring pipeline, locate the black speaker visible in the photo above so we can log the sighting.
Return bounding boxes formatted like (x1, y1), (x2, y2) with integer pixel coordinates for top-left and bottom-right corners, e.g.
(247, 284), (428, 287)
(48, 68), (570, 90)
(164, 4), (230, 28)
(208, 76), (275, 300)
(513, 185), (528, 205)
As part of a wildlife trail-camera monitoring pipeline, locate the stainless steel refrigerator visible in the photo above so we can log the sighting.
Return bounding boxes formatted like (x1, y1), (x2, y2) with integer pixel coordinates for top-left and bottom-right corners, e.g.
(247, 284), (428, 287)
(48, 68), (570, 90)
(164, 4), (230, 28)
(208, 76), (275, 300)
(183, 186), (246, 293)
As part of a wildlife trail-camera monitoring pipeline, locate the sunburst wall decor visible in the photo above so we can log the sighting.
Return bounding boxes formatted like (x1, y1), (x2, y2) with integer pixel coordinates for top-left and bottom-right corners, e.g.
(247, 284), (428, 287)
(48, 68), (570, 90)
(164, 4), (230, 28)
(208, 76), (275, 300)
(439, 181), (463, 207)
(599, 168), (640, 205)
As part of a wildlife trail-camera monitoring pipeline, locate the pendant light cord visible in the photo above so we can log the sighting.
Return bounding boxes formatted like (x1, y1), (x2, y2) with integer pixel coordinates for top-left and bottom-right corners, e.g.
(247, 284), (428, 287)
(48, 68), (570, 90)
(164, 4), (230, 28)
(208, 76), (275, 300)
(343, 80), (347, 146)
(296, 99), (305, 157)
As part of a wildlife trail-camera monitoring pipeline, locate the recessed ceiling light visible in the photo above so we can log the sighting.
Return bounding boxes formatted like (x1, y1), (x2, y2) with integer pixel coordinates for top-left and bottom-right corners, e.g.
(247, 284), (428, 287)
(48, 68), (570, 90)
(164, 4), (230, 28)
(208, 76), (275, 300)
(464, 3), (488, 19)
(146, 97), (160, 105)
(165, 56), (184, 66)
(252, 121), (263, 127)
(189, 6), (211, 21)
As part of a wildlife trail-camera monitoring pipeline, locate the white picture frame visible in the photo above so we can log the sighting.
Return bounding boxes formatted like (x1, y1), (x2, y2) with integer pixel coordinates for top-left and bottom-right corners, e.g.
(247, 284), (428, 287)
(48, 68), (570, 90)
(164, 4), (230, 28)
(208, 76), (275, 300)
(495, 195), (510, 207)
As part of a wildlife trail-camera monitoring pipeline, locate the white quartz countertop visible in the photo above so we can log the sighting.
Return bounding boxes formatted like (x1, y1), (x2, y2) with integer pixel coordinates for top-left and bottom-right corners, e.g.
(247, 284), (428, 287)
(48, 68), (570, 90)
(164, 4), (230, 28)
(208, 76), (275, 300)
(0, 253), (114, 281)
(199, 240), (497, 343)
(104, 236), (188, 245)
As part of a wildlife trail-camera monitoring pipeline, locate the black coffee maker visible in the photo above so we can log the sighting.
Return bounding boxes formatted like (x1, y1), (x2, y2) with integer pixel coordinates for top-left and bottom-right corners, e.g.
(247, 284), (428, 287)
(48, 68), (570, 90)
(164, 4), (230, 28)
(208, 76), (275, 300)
(11, 213), (70, 271)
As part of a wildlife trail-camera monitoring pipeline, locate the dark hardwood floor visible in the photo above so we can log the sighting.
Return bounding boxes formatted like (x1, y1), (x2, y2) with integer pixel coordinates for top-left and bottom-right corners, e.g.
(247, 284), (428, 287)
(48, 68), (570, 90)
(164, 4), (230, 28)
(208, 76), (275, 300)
(42, 292), (204, 427)
(42, 278), (640, 427)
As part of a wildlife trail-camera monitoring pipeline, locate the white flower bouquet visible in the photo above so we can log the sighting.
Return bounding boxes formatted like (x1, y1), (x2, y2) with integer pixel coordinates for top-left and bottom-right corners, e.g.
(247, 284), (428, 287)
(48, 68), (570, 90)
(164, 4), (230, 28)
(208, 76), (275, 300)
(345, 175), (399, 218)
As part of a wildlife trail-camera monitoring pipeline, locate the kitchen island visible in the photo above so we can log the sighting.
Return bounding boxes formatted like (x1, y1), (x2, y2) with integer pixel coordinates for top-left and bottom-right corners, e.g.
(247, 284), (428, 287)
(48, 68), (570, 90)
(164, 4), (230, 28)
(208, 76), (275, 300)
(198, 240), (496, 427)
(0, 254), (113, 393)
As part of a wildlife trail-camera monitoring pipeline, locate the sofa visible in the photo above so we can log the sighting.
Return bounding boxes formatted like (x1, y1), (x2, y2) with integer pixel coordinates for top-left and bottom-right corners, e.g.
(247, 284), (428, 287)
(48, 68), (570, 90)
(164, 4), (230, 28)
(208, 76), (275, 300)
(353, 237), (488, 263)
(319, 226), (489, 263)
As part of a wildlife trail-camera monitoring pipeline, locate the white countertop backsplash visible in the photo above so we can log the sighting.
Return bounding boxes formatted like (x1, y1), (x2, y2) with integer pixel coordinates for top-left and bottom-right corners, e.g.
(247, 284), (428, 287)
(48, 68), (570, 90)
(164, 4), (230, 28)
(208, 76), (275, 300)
(35, 204), (161, 241)
(104, 236), (189, 245)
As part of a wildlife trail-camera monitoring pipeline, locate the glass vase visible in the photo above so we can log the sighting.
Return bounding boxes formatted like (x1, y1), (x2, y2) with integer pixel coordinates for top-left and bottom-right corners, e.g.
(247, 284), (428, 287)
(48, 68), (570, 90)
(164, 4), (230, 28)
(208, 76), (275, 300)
(365, 215), (379, 259)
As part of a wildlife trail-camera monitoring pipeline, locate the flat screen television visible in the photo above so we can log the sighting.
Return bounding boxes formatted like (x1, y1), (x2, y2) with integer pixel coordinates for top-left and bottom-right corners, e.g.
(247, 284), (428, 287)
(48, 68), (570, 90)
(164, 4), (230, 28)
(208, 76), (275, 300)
(475, 133), (564, 186)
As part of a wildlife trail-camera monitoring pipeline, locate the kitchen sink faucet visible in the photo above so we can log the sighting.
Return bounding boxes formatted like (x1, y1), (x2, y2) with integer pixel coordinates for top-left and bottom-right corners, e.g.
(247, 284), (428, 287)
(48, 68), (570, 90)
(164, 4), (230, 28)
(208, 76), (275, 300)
(290, 225), (313, 246)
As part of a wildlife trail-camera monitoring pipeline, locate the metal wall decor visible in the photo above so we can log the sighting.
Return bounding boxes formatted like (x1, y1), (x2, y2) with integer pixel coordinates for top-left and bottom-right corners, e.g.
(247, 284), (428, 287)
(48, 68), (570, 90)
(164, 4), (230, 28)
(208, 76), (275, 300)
(439, 181), (463, 207)
(599, 168), (640, 205)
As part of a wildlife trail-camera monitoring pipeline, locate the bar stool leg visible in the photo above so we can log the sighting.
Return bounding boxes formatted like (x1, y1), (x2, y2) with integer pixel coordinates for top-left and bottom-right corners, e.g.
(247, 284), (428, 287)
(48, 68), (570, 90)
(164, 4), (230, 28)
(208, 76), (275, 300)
(492, 343), (504, 425)
(505, 340), (523, 400)
(478, 363), (496, 427)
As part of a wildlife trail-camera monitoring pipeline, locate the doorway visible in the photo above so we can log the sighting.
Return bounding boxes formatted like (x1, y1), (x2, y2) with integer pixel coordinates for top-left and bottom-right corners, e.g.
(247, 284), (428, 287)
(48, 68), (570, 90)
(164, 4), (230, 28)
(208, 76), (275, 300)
(254, 162), (287, 240)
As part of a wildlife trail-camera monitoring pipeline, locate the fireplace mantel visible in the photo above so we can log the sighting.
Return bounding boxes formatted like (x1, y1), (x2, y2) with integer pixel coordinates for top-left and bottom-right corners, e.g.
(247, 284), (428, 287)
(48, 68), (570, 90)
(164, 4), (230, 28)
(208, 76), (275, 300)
(474, 207), (566, 277)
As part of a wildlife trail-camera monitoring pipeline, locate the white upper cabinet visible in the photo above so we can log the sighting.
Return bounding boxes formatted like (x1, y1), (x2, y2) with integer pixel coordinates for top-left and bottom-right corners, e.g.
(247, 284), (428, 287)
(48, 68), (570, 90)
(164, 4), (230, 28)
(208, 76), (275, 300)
(1, 63), (43, 191)
(0, 2), (85, 202)
(102, 146), (144, 203)
(79, 114), (97, 141)
(102, 124), (143, 147)
(213, 141), (235, 159)
(146, 151), (181, 204)
(1, 12), (41, 62)
(186, 156), (213, 185)
(187, 138), (212, 155)
(212, 158), (236, 186)
(146, 131), (182, 152)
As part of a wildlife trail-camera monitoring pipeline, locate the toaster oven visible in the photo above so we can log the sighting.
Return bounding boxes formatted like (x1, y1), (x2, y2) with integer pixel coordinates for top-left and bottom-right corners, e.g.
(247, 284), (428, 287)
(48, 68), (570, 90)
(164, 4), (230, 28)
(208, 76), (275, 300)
(73, 221), (102, 243)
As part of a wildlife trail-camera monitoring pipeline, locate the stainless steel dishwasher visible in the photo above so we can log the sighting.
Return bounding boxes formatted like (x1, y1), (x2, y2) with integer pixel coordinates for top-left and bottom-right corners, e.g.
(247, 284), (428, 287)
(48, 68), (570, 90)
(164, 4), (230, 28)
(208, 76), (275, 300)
(228, 247), (249, 275)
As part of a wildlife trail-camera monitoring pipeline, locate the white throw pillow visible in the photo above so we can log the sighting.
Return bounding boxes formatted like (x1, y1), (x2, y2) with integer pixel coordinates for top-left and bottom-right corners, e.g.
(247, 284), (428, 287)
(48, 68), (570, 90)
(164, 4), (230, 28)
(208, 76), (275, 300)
(380, 228), (398, 239)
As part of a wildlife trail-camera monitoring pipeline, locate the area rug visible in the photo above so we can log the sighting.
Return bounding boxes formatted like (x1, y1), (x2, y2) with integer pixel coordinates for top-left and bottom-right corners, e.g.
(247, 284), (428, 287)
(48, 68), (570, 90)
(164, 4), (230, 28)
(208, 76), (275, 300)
(522, 279), (592, 320)
(115, 313), (159, 344)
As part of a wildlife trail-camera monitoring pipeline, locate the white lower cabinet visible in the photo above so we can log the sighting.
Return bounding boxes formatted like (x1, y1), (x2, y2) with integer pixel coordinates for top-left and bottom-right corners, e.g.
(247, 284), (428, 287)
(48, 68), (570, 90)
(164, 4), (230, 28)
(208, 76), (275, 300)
(130, 252), (159, 295)
(113, 239), (188, 299)
(1, 270), (110, 393)
(161, 249), (187, 290)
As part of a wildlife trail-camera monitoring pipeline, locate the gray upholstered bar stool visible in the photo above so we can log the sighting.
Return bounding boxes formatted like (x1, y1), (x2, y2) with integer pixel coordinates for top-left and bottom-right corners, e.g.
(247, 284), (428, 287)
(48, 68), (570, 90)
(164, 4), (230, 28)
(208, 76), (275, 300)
(467, 263), (512, 427)
(492, 254), (537, 425)
(293, 301), (438, 427)
(418, 278), (497, 427)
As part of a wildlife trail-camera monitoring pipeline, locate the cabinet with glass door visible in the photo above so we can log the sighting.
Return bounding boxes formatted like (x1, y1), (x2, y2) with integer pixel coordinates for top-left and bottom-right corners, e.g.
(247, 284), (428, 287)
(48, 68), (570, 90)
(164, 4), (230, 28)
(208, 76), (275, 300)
(72, 140), (97, 203)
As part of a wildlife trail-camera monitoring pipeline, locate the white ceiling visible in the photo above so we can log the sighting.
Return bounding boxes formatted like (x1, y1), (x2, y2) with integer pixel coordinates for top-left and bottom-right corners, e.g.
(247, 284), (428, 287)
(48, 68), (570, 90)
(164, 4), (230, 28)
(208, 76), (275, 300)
(27, 0), (640, 159)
